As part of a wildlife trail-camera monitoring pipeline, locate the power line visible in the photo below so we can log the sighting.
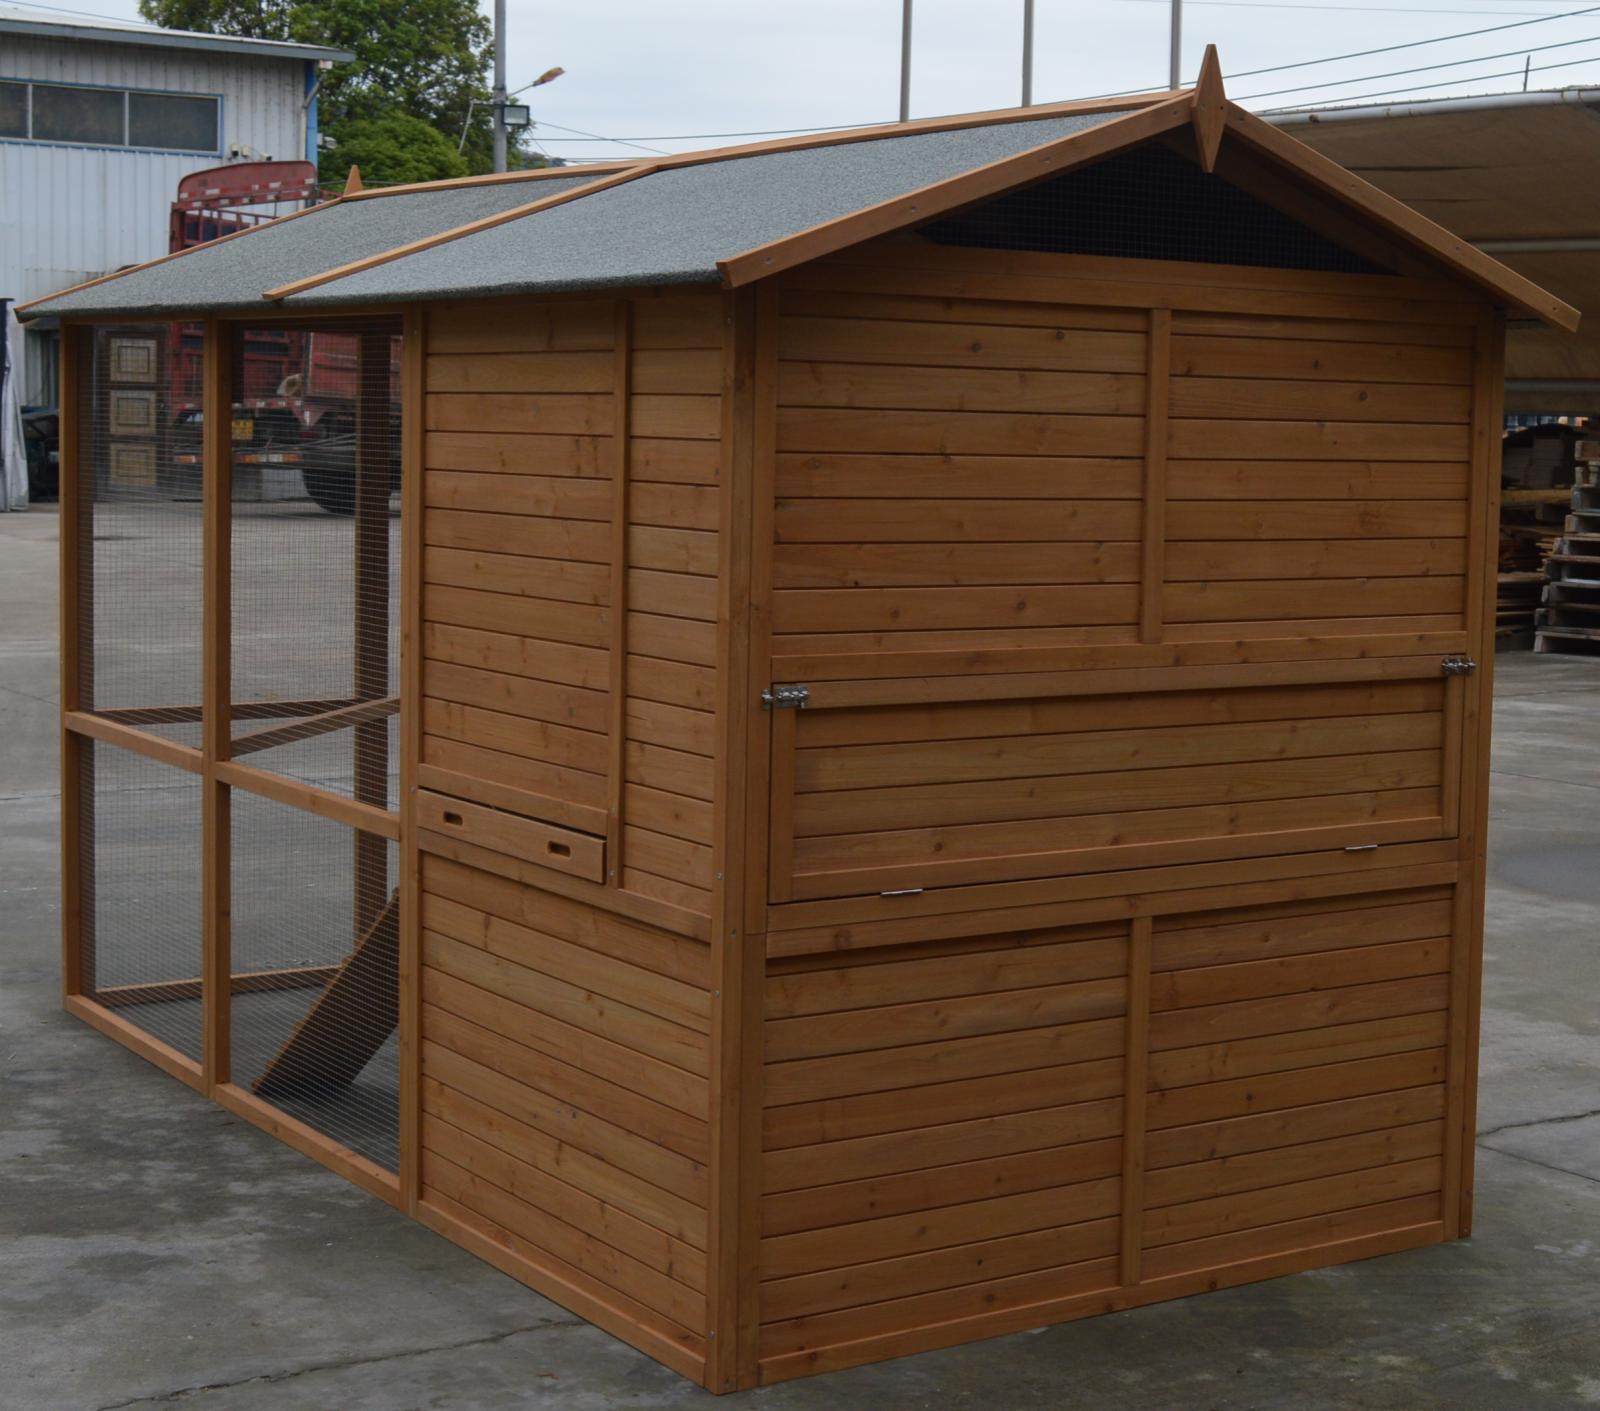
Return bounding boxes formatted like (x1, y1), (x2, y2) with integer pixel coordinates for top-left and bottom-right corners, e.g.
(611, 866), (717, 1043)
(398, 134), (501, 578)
(3, 0), (164, 23)
(1121, 0), (1573, 13)
(1266, 45), (1600, 103)
(1219, 0), (1600, 77)
(526, 0), (1600, 153)
(524, 118), (669, 156)
(1237, 27), (1600, 95)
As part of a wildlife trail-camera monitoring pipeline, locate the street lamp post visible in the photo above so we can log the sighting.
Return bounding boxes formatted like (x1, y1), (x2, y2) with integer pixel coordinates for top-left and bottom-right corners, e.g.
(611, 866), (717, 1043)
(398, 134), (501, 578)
(492, 0), (508, 172)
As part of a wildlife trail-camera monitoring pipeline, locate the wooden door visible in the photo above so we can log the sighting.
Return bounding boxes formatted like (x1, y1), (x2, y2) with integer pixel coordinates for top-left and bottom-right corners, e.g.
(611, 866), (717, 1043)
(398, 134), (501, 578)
(767, 661), (1464, 904)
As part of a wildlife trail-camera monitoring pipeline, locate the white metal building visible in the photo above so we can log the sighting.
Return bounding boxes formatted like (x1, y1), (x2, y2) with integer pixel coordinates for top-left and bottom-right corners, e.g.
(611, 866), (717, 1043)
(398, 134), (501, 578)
(1, 9), (352, 422)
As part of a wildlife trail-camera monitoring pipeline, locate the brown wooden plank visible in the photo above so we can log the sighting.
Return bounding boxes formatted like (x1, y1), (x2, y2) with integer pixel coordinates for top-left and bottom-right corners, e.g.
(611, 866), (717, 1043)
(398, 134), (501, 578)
(425, 350), (613, 393)
(776, 407), (1144, 457)
(427, 392), (614, 437)
(1170, 334), (1473, 386)
(777, 315), (1147, 372)
(424, 430), (609, 478)
(778, 361), (1146, 415)
(773, 540), (1141, 589)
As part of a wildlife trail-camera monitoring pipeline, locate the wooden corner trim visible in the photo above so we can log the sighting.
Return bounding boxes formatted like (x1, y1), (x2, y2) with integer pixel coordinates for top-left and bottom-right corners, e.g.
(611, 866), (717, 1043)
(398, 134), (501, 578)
(717, 95), (1197, 289)
(1222, 102), (1580, 332)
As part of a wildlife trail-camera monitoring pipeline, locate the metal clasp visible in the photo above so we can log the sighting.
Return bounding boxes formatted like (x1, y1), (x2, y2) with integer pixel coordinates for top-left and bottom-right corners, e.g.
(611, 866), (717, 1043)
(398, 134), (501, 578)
(761, 684), (810, 710)
(1441, 655), (1477, 676)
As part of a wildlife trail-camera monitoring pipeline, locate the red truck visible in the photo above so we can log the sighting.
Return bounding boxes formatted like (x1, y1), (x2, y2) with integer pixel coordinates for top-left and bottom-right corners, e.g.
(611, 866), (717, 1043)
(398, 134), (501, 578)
(167, 161), (399, 513)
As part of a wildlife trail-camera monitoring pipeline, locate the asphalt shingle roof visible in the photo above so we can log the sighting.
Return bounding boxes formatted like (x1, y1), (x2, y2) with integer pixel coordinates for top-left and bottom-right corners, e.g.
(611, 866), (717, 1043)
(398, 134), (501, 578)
(25, 110), (1131, 318)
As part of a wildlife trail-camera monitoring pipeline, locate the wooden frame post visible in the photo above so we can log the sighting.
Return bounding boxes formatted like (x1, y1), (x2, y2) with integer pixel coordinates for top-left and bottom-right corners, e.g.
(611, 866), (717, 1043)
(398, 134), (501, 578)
(707, 286), (763, 1392)
(201, 317), (235, 1089)
(1139, 308), (1171, 645)
(398, 306), (425, 1212)
(606, 300), (632, 883)
(1120, 914), (1153, 1287)
(353, 326), (394, 936)
(59, 322), (93, 1001)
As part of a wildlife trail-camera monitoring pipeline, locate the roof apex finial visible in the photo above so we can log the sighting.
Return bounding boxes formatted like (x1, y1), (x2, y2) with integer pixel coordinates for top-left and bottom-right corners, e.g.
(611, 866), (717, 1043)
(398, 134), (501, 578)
(1193, 45), (1226, 172)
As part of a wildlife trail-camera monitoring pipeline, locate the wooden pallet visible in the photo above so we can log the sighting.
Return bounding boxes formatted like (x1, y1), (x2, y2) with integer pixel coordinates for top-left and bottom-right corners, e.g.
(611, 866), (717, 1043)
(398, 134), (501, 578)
(1536, 468), (1600, 655)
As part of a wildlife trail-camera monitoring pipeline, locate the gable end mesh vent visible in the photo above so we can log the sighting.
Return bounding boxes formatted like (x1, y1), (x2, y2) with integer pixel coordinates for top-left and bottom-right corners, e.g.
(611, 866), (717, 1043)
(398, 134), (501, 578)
(918, 141), (1387, 275)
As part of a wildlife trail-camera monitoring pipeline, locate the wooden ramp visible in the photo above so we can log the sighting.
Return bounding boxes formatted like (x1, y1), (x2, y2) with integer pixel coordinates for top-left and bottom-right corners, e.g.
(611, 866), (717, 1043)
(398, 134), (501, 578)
(254, 892), (399, 1098)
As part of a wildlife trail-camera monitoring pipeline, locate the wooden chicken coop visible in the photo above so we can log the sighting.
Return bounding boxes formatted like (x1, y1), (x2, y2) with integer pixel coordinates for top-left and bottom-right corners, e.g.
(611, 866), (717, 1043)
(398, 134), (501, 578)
(23, 52), (1576, 1392)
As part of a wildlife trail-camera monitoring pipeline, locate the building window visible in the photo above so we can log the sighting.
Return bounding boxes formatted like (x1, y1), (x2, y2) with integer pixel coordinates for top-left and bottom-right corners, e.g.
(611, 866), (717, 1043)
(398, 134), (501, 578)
(32, 83), (125, 145)
(0, 81), (24, 138)
(0, 80), (220, 153)
(128, 91), (218, 152)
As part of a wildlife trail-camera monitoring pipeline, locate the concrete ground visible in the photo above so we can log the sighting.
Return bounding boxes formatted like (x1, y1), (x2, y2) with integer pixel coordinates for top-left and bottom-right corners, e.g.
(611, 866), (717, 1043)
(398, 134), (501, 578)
(2, 500), (1598, 1411)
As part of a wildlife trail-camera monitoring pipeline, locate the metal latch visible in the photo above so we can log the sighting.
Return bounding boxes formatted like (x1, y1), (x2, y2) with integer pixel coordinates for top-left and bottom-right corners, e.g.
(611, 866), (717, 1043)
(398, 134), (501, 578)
(1441, 655), (1477, 676)
(761, 684), (810, 710)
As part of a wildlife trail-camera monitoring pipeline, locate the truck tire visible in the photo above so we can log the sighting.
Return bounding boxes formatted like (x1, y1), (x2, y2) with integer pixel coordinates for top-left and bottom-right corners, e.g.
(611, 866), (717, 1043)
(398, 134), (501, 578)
(302, 466), (356, 515)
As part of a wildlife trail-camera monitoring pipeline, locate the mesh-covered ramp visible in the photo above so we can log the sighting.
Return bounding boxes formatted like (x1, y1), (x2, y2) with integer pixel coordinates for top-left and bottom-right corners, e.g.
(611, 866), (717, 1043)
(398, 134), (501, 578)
(231, 794), (400, 1171)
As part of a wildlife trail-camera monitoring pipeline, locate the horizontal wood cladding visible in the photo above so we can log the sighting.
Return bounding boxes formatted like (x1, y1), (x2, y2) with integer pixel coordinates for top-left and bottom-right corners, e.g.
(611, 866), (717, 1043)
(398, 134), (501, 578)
(758, 918), (1130, 1358)
(421, 298), (618, 857)
(771, 252), (1482, 672)
(771, 673), (1452, 903)
(417, 851), (714, 1358)
(419, 291), (723, 925)
(771, 282), (1146, 659)
(619, 293), (725, 920)
(754, 879), (1460, 1379)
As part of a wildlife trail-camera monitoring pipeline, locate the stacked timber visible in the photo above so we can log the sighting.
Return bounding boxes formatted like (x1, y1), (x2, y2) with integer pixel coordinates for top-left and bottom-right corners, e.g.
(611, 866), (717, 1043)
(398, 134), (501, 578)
(1535, 463), (1600, 655)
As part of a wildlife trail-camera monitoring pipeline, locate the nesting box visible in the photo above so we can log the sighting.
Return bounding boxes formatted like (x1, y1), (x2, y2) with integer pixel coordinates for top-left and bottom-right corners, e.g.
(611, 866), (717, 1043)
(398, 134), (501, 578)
(24, 54), (1576, 1392)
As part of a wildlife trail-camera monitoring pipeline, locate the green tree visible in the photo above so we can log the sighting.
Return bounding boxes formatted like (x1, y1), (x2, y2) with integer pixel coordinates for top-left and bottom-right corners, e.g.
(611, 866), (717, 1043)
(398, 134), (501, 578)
(138, 0), (517, 177)
(319, 112), (469, 187)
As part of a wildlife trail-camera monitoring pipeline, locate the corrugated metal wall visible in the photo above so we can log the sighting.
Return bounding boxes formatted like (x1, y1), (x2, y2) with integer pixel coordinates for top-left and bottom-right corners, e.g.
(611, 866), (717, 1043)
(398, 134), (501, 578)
(2, 34), (308, 405)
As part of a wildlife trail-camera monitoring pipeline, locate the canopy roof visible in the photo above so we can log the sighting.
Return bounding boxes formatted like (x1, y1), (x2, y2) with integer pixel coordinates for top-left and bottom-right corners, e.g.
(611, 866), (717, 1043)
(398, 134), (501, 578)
(0, 8), (354, 63)
(21, 52), (1577, 331)
(1278, 90), (1600, 406)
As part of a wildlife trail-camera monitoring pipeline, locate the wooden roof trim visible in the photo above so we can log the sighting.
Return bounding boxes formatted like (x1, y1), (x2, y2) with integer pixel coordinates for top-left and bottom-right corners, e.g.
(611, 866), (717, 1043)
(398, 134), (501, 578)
(716, 95), (1197, 289)
(16, 194), (349, 316)
(261, 165), (656, 301)
(342, 160), (641, 201)
(1221, 102), (1580, 331)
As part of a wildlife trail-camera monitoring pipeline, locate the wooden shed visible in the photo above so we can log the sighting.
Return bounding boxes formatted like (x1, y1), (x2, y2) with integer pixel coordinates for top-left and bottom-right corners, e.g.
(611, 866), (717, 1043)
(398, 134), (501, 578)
(23, 52), (1577, 1391)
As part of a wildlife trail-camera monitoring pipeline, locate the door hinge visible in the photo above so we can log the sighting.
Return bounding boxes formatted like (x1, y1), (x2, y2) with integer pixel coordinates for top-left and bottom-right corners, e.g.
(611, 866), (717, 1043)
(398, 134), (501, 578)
(761, 684), (810, 710)
(1441, 655), (1477, 676)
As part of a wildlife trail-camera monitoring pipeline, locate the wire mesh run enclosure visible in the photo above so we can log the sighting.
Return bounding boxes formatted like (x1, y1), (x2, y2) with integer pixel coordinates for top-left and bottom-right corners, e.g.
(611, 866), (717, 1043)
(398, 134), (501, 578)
(40, 65), (1575, 1395)
(61, 315), (408, 1188)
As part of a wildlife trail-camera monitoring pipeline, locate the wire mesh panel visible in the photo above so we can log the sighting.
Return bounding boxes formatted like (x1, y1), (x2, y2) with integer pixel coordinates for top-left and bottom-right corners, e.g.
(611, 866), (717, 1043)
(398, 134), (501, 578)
(80, 322), (207, 729)
(229, 790), (400, 1170)
(228, 319), (403, 807)
(80, 742), (204, 1060)
(919, 142), (1386, 274)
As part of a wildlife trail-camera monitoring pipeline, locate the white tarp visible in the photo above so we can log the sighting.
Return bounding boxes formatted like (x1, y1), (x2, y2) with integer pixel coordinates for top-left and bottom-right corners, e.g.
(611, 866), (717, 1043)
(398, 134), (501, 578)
(1, 308), (28, 511)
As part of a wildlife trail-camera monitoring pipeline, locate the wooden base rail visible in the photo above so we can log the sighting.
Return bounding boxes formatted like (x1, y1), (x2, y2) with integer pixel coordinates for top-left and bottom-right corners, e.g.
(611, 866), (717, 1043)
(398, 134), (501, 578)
(65, 711), (202, 772)
(230, 696), (400, 758)
(213, 760), (401, 840)
(92, 964), (343, 1009)
(95, 698), (360, 727)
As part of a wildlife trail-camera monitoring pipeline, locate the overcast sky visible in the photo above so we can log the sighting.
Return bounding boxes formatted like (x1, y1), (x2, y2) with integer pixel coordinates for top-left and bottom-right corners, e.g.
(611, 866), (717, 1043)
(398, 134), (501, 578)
(40, 0), (1600, 158)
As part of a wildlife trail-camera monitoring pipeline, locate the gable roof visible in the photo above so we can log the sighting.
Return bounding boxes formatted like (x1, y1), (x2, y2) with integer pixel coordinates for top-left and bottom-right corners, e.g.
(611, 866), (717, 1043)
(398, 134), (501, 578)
(19, 54), (1578, 330)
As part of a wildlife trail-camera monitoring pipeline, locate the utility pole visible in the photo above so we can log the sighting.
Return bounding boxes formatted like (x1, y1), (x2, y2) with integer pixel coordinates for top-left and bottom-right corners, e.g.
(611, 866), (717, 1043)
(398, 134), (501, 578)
(492, 0), (508, 172)
(899, 0), (912, 122)
(1169, 0), (1182, 89)
(1022, 0), (1034, 106)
